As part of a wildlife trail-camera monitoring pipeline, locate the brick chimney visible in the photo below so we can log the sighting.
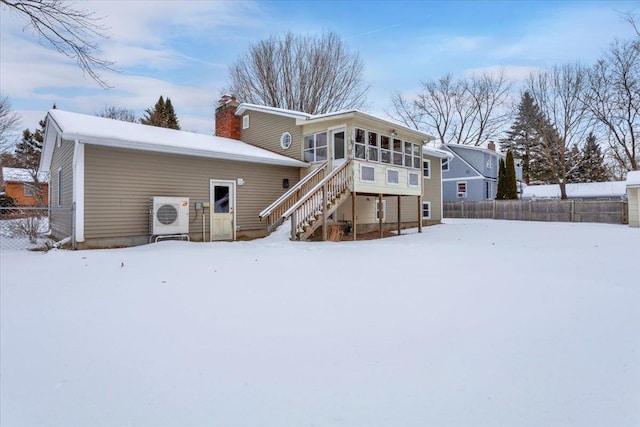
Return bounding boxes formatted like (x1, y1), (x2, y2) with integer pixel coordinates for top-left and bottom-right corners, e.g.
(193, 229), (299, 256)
(487, 141), (496, 151)
(215, 95), (241, 140)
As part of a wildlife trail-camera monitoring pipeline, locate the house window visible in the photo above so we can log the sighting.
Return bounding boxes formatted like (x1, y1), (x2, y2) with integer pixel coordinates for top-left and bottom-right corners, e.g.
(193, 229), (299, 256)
(368, 131), (379, 162)
(354, 128), (366, 160)
(392, 138), (403, 166)
(442, 158), (449, 171)
(486, 155), (495, 169)
(457, 181), (467, 198)
(242, 115), (249, 129)
(375, 199), (387, 222)
(303, 132), (328, 163)
(423, 159), (431, 178)
(408, 171), (420, 187)
(380, 135), (391, 164)
(360, 164), (375, 182)
(386, 168), (399, 185)
(24, 183), (34, 197)
(422, 201), (431, 219)
(57, 168), (63, 207)
(280, 132), (292, 149)
(486, 181), (493, 199)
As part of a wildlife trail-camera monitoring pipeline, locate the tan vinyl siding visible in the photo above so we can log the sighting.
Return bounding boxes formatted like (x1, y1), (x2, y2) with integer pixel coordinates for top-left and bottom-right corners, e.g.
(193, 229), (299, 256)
(83, 145), (300, 241)
(628, 187), (639, 227)
(423, 154), (443, 221)
(240, 111), (303, 160)
(49, 137), (75, 238)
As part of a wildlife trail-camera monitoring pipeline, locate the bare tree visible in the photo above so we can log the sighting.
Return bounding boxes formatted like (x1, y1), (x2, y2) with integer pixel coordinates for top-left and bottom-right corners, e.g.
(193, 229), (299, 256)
(526, 63), (591, 199)
(0, 94), (21, 153)
(389, 70), (511, 146)
(1, 0), (114, 88)
(96, 105), (138, 122)
(227, 31), (370, 114)
(583, 39), (639, 172)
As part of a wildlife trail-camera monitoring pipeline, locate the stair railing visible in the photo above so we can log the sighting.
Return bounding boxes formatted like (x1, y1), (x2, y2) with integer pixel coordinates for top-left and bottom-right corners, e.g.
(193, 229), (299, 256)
(259, 162), (328, 232)
(282, 160), (352, 240)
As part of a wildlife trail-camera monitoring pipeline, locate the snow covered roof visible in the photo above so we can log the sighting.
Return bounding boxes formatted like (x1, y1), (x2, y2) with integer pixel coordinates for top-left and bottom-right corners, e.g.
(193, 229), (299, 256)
(235, 104), (313, 120)
(41, 110), (308, 172)
(2, 167), (48, 183)
(423, 146), (453, 159)
(444, 143), (502, 156)
(522, 181), (627, 199)
(626, 171), (640, 187)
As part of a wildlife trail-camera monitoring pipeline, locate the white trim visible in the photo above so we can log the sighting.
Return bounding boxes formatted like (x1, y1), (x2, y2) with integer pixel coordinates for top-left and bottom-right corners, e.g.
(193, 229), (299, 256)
(422, 201), (432, 220)
(280, 132), (292, 149)
(457, 181), (467, 199)
(386, 168), (400, 185)
(72, 140), (85, 242)
(360, 164), (375, 183)
(423, 159), (431, 179)
(442, 176), (489, 182)
(441, 158), (450, 171)
(242, 114), (249, 129)
(375, 199), (387, 222)
(57, 168), (62, 207)
(210, 179), (237, 241)
(408, 170), (420, 187)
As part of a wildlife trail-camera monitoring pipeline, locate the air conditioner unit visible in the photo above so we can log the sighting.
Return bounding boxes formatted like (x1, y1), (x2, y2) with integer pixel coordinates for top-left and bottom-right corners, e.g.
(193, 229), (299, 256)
(150, 196), (189, 235)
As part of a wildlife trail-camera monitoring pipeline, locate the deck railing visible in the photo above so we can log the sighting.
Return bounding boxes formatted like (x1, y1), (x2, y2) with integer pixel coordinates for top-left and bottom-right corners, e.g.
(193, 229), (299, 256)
(259, 162), (328, 232)
(283, 160), (352, 240)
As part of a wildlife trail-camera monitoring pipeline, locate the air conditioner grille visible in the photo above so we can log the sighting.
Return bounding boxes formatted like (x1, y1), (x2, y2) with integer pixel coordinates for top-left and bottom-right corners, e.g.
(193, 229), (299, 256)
(156, 204), (178, 225)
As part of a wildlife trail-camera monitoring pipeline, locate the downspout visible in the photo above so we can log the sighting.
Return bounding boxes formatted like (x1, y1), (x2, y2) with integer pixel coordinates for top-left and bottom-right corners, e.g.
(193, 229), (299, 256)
(72, 139), (85, 244)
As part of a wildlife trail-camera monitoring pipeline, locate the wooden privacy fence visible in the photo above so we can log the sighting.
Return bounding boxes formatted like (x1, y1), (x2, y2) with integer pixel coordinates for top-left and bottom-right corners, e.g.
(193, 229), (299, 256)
(444, 200), (628, 225)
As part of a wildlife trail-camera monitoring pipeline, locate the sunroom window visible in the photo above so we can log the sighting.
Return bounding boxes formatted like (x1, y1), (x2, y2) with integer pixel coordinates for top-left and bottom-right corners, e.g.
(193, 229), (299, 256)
(355, 128), (366, 160)
(392, 138), (403, 166)
(380, 135), (391, 164)
(303, 132), (328, 163)
(368, 131), (379, 162)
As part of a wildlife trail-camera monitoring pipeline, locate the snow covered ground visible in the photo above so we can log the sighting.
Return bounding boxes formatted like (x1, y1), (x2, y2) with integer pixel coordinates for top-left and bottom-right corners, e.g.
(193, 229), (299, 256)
(1, 219), (639, 427)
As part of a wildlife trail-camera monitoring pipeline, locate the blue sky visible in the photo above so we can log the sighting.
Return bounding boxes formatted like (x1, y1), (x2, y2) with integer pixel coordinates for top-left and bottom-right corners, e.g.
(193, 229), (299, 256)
(0, 0), (638, 140)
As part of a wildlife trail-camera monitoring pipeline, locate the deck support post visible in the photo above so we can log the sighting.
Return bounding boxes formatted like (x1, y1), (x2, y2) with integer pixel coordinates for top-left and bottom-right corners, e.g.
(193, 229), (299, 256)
(397, 195), (401, 236)
(418, 195), (423, 233)
(378, 194), (383, 239)
(352, 192), (357, 241)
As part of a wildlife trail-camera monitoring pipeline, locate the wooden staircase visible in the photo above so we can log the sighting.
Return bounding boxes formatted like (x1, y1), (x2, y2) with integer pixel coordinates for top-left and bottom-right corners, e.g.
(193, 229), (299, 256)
(259, 160), (353, 241)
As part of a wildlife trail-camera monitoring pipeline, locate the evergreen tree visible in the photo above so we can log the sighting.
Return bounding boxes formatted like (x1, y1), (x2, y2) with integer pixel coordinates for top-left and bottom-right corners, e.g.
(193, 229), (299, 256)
(496, 157), (506, 199)
(576, 133), (611, 182)
(504, 150), (518, 199)
(140, 96), (180, 130)
(15, 116), (45, 170)
(500, 91), (541, 185)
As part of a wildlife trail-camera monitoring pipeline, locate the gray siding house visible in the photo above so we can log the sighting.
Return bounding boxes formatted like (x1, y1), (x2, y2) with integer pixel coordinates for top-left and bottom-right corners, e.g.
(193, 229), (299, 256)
(40, 100), (451, 248)
(440, 143), (520, 201)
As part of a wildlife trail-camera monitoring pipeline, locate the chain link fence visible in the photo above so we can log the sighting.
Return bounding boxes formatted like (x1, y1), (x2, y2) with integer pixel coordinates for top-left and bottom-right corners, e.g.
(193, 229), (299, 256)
(0, 206), (74, 251)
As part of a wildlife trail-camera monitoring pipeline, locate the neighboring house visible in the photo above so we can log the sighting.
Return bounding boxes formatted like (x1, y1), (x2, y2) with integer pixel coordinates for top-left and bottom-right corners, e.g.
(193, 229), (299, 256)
(439, 143), (522, 201)
(40, 100), (449, 249)
(1, 167), (49, 206)
(626, 171), (640, 227)
(522, 181), (627, 201)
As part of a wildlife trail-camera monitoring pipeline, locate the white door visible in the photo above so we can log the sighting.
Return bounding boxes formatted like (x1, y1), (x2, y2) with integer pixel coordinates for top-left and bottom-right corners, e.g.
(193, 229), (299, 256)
(331, 129), (346, 169)
(210, 180), (235, 241)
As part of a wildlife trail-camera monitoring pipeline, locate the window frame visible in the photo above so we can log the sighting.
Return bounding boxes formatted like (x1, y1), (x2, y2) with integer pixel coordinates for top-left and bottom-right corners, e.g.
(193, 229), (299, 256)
(280, 131), (292, 150)
(23, 183), (34, 197)
(386, 168), (400, 185)
(303, 131), (328, 163)
(360, 164), (375, 183)
(457, 181), (467, 198)
(442, 158), (450, 171)
(408, 171), (420, 187)
(422, 201), (431, 219)
(423, 159), (431, 179)
(242, 114), (249, 129)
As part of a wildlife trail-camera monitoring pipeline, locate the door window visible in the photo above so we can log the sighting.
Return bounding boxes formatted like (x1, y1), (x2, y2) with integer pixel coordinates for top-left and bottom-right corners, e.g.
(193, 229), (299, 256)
(214, 186), (230, 213)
